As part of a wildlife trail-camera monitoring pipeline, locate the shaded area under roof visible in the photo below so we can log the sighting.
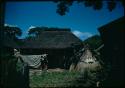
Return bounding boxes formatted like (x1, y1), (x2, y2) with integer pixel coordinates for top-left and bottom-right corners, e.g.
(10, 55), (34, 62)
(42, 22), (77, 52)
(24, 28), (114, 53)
(3, 36), (19, 48)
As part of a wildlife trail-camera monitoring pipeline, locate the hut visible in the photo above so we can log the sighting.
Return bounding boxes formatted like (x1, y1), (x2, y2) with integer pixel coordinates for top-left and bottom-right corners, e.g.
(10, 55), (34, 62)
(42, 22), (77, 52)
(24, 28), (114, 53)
(71, 47), (101, 72)
(18, 29), (83, 69)
(98, 16), (125, 87)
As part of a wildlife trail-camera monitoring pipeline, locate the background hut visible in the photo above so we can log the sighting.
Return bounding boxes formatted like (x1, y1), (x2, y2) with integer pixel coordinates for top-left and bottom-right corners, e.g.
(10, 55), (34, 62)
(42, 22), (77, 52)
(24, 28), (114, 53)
(18, 29), (83, 69)
(98, 16), (125, 87)
(74, 48), (101, 72)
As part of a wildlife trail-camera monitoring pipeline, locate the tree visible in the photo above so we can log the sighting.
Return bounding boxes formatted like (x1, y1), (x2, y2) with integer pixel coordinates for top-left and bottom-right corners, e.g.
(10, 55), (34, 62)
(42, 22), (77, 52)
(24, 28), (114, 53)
(4, 25), (22, 39)
(28, 27), (48, 37)
(83, 35), (103, 50)
(54, 0), (124, 16)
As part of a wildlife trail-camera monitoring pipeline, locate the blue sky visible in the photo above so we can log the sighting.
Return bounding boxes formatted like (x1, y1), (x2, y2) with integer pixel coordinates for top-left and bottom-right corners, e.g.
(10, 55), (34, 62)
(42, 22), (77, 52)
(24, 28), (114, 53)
(5, 1), (124, 40)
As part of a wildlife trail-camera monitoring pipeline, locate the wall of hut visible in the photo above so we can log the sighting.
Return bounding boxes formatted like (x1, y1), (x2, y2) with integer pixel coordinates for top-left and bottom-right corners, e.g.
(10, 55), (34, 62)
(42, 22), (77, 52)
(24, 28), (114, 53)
(98, 16), (125, 87)
(18, 44), (83, 70)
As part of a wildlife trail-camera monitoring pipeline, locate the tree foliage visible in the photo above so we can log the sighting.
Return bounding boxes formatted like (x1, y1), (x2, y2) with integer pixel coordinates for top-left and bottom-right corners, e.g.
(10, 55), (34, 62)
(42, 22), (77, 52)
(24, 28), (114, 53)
(4, 26), (22, 39)
(83, 35), (103, 50)
(28, 27), (48, 36)
(54, 0), (124, 16)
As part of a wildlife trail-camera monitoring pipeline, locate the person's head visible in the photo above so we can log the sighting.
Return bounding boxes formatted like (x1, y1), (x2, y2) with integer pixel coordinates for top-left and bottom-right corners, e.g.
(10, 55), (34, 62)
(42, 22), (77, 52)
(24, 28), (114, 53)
(14, 48), (20, 54)
(14, 48), (18, 52)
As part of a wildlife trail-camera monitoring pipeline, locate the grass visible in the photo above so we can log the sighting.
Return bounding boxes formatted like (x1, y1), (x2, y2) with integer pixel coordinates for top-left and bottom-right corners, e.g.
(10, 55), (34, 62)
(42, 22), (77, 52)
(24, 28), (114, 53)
(30, 71), (82, 87)
(30, 70), (103, 88)
(30, 63), (104, 88)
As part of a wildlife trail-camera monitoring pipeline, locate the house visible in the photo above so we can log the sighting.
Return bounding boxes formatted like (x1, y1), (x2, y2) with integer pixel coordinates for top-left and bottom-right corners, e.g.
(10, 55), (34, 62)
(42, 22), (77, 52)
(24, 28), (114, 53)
(1, 28), (83, 87)
(16, 28), (83, 69)
(98, 16), (125, 87)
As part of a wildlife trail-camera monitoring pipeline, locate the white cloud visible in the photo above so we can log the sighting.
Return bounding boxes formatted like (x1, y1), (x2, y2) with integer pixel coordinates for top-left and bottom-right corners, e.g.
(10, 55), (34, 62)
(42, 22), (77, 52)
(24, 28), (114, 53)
(27, 26), (36, 34)
(4, 24), (8, 26)
(29, 26), (36, 29)
(72, 30), (93, 40)
(4, 24), (18, 27)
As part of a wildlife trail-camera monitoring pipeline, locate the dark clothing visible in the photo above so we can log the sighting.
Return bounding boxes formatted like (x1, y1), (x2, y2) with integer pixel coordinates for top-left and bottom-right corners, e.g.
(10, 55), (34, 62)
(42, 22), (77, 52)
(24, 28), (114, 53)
(41, 57), (48, 70)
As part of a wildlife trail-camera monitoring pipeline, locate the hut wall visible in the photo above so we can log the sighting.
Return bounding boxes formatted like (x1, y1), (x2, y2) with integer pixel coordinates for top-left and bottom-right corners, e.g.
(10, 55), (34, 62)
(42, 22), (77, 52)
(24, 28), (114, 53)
(45, 48), (74, 69)
(98, 17), (125, 87)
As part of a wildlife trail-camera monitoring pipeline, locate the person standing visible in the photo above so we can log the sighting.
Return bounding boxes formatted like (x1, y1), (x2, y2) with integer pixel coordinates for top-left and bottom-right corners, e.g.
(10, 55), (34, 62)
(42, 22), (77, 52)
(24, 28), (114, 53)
(41, 54), (48, 71)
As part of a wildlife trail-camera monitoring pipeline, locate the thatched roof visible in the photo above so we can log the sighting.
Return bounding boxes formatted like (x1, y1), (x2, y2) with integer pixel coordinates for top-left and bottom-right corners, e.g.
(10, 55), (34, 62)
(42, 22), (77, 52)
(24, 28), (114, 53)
(19, 29), (83, 49)
(98, 16), (124, 39)
(74, 49), (101, 72)
(98, 16), (124, 55)
(79, 49), (96, 63)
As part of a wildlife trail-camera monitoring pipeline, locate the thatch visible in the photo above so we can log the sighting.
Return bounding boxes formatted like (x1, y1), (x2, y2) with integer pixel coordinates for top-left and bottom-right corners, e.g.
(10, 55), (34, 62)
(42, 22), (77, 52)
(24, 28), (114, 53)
(70, 49), (101, 72)
(3, 29), (83, 69)
(19, 29), (83, 49)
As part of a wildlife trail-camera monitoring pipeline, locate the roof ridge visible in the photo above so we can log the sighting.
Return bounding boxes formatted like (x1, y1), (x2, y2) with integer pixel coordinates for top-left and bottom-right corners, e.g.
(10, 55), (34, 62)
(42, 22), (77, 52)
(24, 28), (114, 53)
(42, 29), (71, 31)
